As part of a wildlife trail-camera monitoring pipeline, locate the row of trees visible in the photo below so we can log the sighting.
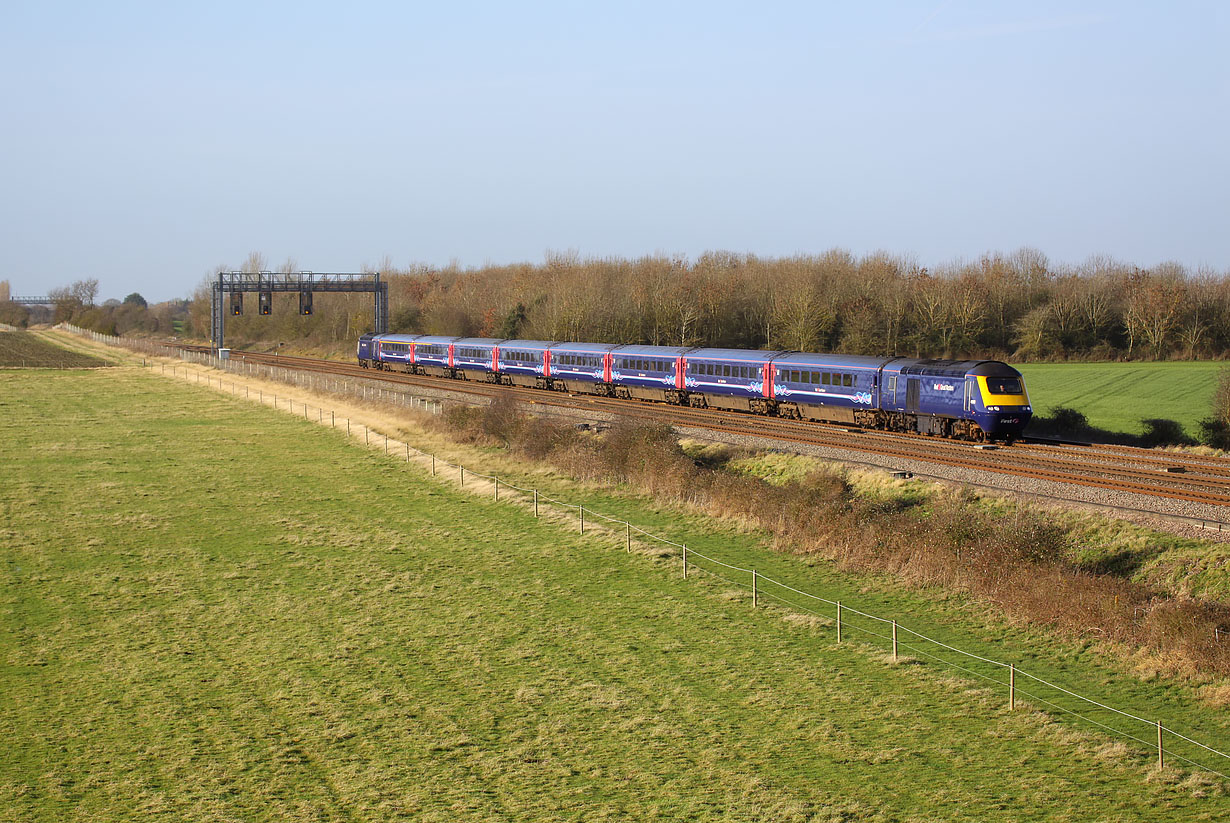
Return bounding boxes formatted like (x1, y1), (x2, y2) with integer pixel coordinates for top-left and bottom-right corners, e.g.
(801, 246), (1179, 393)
(20, 248), (1230, 362)
(0, 279), (189, 336)
(374, 249), (1230, 361)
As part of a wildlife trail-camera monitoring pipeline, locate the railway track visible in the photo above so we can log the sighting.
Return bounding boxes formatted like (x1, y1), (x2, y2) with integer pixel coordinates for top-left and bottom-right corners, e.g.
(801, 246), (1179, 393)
(191, 346), (1230, 509)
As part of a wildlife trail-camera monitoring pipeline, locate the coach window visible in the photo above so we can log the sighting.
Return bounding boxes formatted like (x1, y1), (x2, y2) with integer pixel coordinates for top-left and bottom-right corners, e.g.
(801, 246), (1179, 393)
(843, 374), (853, 387)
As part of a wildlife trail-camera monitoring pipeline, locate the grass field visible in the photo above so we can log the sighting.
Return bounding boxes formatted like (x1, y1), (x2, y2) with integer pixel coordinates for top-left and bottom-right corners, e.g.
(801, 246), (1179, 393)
(3, 367), (1229, 821)
(1018, 361), (1225, 438)
(0, 331), (108, 368)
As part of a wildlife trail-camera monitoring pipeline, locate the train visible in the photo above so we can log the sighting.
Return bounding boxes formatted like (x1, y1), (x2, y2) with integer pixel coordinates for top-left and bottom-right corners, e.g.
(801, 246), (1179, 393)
(357, 333), (1032, 442)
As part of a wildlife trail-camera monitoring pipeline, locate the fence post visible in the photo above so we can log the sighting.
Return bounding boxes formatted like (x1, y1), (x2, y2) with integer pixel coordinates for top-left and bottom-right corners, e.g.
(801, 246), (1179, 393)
(626, 521), (631, 552)
(1158, 721), (1165, 771)
(892, 621), (898, 661)
(580, 506), (585, 534)
(752, 570), (758, 608)
(682, 545), (688, 578)
(365, 427), (369, 445)
(534, 489), (538, 517)
(494, 477), (499, 501)
(460, 466), (464, 487)
(836, 602), (842, 643)
(1009, 664), (1015, 710)
(331, 411), (335, 427)
(384, 434), (388, 453)
(432, 455), (436, 476)
(347, 419), (351, 436)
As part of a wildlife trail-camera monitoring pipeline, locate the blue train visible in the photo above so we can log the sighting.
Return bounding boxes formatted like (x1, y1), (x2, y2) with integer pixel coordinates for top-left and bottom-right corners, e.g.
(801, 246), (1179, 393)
(357, 334), (1032, 441)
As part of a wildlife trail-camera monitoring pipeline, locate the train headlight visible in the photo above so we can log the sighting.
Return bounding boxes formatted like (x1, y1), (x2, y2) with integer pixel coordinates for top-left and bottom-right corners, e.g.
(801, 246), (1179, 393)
(987, 405), (1000, 411)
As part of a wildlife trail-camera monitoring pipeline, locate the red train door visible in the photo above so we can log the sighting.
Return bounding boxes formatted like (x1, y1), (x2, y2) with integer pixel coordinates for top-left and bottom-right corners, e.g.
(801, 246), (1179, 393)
(543, 349), (551, 378)
(676, 357), (686, 390)
(603, 352), (613, 383)
(763, 363), (775, 399)
(447, 343), (455, 369)
(491, 346), (500, 374)
(408, 342), (416, 365)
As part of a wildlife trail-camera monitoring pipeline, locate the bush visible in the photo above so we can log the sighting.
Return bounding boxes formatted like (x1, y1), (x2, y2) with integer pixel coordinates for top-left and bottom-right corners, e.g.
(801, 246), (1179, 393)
(479, 395), (523, 446)
(1048, 407), (1088, 430)
(1198, 417), (1230, 450)
(1139, 418), (1194, 447)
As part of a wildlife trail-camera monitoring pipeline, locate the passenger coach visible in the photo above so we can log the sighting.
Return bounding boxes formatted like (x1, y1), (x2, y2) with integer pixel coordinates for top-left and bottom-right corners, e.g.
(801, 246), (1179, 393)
(357, 333), (1031, 442)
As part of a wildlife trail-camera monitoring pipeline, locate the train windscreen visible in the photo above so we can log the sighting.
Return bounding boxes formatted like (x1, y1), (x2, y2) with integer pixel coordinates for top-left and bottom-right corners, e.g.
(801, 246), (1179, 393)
(985, 377), (1023, 394)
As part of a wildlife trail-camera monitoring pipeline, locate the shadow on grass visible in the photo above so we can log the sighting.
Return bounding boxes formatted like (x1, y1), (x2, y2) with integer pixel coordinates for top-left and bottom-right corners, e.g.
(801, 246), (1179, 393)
(1075, 546), (1166, 578)
(1027, 407), (1197, 448)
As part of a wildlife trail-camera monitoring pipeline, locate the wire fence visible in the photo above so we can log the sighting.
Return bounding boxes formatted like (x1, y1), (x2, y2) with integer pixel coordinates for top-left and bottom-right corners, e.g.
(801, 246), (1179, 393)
(62, 324), (1230, 782)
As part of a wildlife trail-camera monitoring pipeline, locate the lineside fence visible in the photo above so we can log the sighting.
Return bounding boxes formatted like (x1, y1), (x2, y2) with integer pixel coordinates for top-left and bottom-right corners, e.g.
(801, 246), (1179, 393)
(62, 324), (1230, 782)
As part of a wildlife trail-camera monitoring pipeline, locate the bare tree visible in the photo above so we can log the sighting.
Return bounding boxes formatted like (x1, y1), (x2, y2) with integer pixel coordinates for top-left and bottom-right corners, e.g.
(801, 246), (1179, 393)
(70, 278), (99, 306)
(1125, 271), (1184, 360)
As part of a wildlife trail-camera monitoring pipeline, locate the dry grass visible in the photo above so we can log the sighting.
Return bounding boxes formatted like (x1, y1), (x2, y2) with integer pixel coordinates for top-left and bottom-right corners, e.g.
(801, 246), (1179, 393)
(427, 401), (1230, 681)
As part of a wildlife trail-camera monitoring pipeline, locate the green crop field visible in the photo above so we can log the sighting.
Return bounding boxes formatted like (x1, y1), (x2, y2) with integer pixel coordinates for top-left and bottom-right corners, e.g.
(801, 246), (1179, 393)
(0, 331), (108, 368)
(3, 368), (1228, 821)
(1018, 361), (1225, 437)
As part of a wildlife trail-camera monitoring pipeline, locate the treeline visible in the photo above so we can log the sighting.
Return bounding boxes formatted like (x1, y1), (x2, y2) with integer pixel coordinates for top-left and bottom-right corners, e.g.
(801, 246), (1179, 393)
(0, 278), (190, 337)
(32, 248), (1230, 361)
(370, 249), (1230, 361)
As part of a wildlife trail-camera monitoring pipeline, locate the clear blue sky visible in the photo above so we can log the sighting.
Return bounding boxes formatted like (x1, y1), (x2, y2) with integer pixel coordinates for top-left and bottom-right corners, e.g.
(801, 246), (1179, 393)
(2, 1), (1226, 303)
